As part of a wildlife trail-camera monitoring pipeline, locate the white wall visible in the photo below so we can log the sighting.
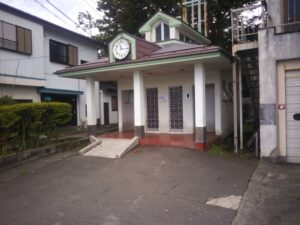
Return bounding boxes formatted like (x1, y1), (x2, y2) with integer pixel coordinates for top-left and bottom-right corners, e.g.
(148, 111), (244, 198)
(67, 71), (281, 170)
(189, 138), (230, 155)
(117, 69), (229, 136)
(144, 72), (194, 133)
(0, 84), (40, 102)
(43, 27), (100, 124)
(100, 90), (118, 124)
(0, 10), (44, 79)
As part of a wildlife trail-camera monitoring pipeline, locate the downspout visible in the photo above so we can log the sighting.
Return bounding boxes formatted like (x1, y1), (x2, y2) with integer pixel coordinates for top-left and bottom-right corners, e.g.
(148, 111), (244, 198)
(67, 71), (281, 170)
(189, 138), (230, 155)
(232, 55), (239, 153)
(238, 57), (243, 150)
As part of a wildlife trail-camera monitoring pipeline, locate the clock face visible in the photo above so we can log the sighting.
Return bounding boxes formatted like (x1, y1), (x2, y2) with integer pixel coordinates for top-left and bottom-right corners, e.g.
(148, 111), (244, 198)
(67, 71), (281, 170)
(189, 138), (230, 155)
(112, 38), (130, 60)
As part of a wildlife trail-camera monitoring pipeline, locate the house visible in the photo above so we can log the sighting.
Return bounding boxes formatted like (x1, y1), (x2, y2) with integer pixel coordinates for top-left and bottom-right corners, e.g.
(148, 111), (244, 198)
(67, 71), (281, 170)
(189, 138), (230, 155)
(231, 0), (300, 163)
(0, 2), (102, 126)
(57, 12), (233, 149)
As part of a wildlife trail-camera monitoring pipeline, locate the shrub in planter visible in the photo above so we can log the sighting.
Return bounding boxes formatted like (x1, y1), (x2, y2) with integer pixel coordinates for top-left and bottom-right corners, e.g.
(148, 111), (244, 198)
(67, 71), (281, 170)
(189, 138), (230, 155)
(0, 102), (72, 153)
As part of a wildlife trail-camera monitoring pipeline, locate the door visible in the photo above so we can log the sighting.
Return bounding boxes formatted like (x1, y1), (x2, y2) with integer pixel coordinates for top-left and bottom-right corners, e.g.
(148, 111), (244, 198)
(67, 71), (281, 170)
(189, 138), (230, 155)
(104, 102), (109, 125)
(122, 90), (134, 131)
(169, 86), (183, 130)
(206, 84), (215, 132)
(286, 70), (300, 161)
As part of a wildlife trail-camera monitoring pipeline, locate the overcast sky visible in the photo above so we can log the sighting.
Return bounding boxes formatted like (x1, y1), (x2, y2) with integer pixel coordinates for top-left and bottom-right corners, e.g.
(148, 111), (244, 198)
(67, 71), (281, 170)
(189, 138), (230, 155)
(0, 0), (103, 36)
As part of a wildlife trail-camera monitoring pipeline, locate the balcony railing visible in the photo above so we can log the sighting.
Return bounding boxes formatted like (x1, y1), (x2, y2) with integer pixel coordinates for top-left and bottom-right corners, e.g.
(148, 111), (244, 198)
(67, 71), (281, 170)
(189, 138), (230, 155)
(232, 3), (300, 45)
(0, 38), (17, 51)
(231, 4), (266, 44)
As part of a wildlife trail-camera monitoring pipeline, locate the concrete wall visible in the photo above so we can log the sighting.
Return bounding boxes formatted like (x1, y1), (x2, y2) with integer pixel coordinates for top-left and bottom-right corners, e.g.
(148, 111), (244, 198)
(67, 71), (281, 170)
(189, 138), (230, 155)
(258, 27), (300, 158)
(221, 71), (234, 138)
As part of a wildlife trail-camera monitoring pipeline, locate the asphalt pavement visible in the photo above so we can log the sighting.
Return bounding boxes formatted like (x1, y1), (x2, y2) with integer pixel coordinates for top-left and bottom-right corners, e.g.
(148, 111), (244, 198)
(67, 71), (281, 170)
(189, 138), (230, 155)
(0, 146), (257, 225)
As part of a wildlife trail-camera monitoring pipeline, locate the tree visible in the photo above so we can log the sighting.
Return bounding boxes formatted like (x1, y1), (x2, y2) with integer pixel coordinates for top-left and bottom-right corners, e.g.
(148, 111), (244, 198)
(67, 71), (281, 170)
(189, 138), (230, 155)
(77, 0), (257, 52)
(207, 0), (257, 50)
(77, 11), (95, 37)
(95, 0), (180, 44)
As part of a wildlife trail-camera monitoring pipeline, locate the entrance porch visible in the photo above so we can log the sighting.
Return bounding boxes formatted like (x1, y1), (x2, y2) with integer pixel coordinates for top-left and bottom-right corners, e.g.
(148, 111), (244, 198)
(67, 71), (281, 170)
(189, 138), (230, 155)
(99, 131), (220, 150)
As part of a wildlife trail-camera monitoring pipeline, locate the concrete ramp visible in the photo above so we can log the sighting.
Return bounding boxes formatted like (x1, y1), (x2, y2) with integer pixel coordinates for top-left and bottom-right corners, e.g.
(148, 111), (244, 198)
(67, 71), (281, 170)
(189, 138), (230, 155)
(83, 137), (139, 159)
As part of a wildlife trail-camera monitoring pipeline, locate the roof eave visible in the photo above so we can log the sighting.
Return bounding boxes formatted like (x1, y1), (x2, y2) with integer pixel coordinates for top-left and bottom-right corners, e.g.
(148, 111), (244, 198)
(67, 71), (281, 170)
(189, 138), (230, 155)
(57, 49), (231, 78)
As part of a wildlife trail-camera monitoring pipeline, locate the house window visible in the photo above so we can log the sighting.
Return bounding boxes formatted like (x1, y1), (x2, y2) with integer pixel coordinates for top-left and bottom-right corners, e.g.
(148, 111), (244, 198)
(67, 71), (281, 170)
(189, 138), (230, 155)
(287, 0), (300, 23)
(146, 88), (159, 130)
(50, 40), (78, 66)
(111, 96), (118, 111)
(284, 0), (300, 31)
(0, 21), (32, 54)
(155, 22), (170, 42)
(169, 86), (183, 130)
(179, 32), (196, 44)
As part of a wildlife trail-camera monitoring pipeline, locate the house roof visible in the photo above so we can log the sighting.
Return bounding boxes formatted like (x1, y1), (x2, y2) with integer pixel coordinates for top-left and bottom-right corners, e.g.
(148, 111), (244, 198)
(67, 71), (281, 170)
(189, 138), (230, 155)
(0, 2), (104, 46)
(139, 11), (211, 45)
(56, 42), (231, 76)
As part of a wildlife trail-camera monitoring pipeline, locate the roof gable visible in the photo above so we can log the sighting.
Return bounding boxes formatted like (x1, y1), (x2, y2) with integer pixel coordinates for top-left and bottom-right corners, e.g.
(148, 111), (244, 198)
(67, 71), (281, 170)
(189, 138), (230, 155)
(139, 11), (211, 45)
(139, 12), (181, 34)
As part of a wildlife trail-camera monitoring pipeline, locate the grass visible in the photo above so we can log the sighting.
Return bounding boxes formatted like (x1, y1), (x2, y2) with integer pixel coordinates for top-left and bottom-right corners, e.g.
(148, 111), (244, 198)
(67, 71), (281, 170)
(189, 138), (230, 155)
(208, 136), (256, 160)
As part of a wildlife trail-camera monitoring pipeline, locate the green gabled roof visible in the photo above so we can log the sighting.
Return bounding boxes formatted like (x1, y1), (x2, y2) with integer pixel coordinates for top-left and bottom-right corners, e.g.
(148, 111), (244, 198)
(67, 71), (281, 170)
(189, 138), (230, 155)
(138, 11), (211, 45)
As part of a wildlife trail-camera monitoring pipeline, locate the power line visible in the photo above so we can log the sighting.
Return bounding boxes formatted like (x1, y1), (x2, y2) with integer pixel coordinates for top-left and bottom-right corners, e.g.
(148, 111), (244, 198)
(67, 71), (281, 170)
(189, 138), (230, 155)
(44, 0), (91, 36)
(44, 0), (78, 26)
(32, 0), (73, 27)
(83, 0), (103, 18)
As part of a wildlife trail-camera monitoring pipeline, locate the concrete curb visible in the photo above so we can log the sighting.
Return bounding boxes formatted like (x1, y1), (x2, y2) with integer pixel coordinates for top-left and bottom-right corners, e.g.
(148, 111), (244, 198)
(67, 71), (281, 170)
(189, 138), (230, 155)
(118, 136), (139, 158)
(79, 136), (102, 155)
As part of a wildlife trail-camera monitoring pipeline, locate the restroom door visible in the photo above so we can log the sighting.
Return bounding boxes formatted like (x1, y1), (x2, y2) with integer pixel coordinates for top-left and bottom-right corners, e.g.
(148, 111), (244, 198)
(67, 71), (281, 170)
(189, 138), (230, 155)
(206, 84), (215, 132)
(104, 102), (109, 125)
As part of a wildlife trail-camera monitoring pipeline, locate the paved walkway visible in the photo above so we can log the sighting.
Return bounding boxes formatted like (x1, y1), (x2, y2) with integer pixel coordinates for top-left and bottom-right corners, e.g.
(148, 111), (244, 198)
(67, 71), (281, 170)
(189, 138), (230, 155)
(232, 161), (300, 225)
(0, 146), (257, 225)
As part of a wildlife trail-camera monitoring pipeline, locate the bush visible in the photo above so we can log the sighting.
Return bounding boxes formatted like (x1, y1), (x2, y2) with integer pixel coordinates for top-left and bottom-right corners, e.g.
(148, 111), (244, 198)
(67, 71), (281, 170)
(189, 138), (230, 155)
(0, 102), (72, 153)
(0, 96), (16, 106)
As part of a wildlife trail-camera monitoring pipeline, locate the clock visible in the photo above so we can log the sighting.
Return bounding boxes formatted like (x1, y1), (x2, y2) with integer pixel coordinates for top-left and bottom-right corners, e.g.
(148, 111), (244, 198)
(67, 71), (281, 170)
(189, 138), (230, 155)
(112, 38), (130, 60)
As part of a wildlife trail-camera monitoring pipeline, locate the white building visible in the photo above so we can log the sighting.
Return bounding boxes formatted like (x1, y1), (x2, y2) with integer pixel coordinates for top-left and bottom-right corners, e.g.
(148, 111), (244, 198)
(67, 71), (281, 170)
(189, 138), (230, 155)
(0, 2), (101, 126)
(57, 12), (233, 149)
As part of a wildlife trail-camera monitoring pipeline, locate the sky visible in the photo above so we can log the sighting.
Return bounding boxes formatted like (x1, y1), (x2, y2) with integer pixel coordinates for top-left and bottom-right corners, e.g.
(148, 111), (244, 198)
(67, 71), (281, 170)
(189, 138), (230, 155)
(0, 0), (103, 36)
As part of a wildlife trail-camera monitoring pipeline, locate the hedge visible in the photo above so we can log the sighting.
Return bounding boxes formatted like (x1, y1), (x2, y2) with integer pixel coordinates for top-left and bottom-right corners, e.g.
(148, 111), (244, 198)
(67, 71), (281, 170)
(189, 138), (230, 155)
(0, 102), (72, 152)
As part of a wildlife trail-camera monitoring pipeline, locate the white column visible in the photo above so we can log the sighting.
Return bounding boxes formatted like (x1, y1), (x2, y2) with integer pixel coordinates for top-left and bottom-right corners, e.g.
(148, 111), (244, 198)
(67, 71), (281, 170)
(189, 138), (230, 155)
(133, 70), (145, 137)
(86, 77), (97, 135)
(194, 63), (206, 143)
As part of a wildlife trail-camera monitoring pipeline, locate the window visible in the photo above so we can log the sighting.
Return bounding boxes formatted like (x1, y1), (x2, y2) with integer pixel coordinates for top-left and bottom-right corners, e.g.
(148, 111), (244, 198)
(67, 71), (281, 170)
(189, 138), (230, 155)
(111, 96), (118, 111)
(146, 88), (159, 130)
(179, 32), (196, 44)
(288, 0), (300, 23)
(284, 0), (300, 31)
(0, 21), (32, 54)
(155, 22), (170, 42)
(50, 40), (78, 66)
(169, 86), (183, 130)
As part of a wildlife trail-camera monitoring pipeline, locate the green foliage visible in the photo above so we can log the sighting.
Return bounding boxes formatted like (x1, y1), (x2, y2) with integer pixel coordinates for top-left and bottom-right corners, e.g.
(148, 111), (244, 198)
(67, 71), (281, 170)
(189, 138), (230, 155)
(207, 0), (257, 51)
(94, 0), (180, 44)
(0, 96), (16, 106)
(84, 0), (257, 52)
(0, 102), (72, 153)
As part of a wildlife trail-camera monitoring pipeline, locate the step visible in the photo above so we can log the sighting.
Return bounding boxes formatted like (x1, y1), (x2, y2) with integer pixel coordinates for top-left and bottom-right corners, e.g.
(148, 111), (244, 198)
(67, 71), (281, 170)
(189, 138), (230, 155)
(83, 137), (139, 159)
